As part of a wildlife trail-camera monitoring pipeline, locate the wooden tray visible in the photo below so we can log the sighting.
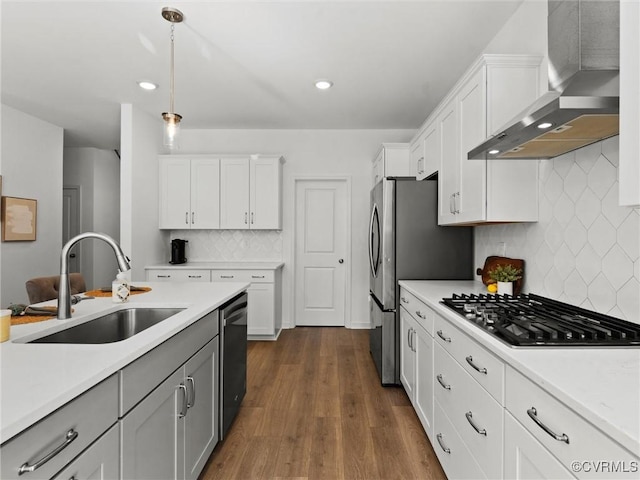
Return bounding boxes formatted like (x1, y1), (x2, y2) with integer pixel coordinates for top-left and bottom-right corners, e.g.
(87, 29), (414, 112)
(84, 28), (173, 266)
(476, 256), (525, 295)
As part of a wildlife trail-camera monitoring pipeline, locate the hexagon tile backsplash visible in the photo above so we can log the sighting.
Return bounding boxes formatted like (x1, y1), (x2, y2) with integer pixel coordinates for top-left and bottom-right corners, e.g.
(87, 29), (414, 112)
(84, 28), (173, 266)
(170, 230), (283, 262)
(475, 136), (640, 324)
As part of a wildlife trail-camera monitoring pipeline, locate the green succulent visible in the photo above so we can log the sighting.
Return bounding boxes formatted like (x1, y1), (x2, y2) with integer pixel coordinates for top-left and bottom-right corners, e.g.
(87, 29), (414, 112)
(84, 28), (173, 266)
(488, 264), (523, 283)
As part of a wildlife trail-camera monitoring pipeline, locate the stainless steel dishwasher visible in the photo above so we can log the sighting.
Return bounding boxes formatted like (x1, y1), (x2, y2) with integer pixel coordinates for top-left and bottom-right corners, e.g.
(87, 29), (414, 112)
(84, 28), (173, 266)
(219, 292), (248, 439)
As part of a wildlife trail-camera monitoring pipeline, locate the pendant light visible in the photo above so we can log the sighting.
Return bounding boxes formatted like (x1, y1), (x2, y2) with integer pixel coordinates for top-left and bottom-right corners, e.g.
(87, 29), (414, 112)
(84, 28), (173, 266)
(161, 7), (184, 150)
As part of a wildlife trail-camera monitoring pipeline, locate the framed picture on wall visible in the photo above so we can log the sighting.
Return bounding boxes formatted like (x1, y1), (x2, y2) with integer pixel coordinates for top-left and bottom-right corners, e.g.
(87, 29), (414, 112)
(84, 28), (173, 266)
(1, 196), (37, 241)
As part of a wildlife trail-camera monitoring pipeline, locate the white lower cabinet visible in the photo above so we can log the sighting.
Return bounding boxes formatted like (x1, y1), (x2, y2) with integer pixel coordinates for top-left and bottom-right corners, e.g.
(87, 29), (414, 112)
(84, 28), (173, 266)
(400, 308), (416, 400)
(504, 411), (575, 480)
(122, 338), (219, 480)
(148, 266), (283, 339)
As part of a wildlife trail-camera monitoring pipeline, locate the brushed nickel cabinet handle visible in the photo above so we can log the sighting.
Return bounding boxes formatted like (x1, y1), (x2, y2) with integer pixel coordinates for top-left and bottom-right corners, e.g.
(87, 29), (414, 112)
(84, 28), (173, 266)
(251, 212), (254, 224)
(527, 407), (570, 444)
(185, 212), (189, 224)
(178, 384), (188, 418)
(437, 330), (451, 343)
(466, 355), (487, 374)
(188, 275), (202, 279)
(18, 429), (79, 475)
(436, 374), (451, 390)
(186, 376), (196, 408)
(191, 212), (195, 224)
(251, 275), (265, 279)
(157, 275), (171, 278)
(465, 411), (487, 436)
(416, 310), (426, 319)
(244, 212), (248, 224)
(436, 433), (451, 454)
(220, 275), (234, 279)
(400, 296), (409, 304)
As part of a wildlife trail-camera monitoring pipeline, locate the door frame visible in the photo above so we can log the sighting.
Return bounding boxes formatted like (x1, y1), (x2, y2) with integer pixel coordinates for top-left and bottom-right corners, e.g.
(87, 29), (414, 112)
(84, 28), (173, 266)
(291, 176), (352, 328)
(62, 185), (82, 274)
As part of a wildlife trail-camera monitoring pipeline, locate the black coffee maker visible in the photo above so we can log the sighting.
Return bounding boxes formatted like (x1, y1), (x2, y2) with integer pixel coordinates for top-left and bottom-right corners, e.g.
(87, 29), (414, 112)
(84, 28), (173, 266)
(170, 239), (188, 264)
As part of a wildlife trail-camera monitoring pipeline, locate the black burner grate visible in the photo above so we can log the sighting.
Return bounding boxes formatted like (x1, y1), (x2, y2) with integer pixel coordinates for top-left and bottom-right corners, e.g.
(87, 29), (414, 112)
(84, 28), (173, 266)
(441, 293), (640, 347)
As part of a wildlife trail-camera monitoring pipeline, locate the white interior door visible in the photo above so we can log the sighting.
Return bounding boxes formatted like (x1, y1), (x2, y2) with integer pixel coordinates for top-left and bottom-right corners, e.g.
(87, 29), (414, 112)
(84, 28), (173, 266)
(294, 179), (348, 326)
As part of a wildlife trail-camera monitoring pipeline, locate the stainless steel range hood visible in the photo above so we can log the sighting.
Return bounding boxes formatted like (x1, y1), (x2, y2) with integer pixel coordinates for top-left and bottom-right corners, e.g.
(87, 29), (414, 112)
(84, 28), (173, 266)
(469, 0), (620, 160)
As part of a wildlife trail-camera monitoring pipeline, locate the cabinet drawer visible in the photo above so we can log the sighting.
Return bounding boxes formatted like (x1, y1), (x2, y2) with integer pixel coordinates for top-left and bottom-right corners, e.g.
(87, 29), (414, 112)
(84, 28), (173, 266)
(434, 343), (504, 479)
(0, 374), (118, 480)
(211, 269), (274, 283)
(120, 310), (218, 416)
(433, 399), (487, 480)
(506, 366), (640, 479)
(147, 269), (211, 282)
(434, 314), (504, 402)
(399, 288), (434, 335)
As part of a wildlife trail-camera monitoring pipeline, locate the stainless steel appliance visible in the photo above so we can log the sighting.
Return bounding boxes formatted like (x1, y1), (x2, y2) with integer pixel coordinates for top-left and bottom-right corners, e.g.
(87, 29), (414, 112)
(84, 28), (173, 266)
(170, 238), (188, 264)
(441, 293), (640, 347)
(369, 178), (473, 385)
(219, 292), (247, 439)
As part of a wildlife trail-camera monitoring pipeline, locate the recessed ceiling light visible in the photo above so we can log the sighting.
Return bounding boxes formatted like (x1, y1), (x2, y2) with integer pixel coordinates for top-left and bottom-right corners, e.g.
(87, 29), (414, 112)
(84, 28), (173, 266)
(537, 122), (553, 129)
(315, 79), (333, 90)
(138, 81), (158, 91)
(488, 149), (500, 155)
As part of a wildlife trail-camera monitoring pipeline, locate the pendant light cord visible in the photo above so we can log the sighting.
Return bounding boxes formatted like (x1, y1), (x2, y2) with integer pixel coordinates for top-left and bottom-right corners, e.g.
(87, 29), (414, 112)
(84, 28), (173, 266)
(169, 23), (175, 114)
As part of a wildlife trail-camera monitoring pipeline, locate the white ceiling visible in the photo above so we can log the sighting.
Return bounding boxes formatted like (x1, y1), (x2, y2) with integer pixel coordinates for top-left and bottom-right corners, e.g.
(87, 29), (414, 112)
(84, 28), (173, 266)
(1, 0), (524, 150)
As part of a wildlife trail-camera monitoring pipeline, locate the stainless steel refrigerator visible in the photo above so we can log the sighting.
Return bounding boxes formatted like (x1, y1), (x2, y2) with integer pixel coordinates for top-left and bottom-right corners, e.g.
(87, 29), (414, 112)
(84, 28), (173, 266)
(369, 178), (473, 385)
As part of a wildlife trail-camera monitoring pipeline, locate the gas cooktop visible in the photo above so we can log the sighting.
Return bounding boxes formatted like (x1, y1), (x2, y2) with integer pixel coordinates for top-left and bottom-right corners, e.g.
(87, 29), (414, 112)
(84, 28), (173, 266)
(441, 293), (640, 347)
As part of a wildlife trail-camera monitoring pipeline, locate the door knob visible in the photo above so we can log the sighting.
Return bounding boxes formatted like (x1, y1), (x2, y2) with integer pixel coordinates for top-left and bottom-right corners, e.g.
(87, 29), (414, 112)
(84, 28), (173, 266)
(70, 253), (76, 258)
(338, 259), (344, 264)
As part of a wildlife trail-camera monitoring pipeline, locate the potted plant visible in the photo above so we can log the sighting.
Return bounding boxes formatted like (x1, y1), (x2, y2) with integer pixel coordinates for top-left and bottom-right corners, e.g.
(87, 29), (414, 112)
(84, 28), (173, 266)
(488, 264), (523, 295)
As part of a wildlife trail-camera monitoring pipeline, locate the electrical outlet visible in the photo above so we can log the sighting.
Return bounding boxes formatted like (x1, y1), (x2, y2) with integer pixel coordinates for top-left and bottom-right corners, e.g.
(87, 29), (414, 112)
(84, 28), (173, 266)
(497, 242), (506, 256)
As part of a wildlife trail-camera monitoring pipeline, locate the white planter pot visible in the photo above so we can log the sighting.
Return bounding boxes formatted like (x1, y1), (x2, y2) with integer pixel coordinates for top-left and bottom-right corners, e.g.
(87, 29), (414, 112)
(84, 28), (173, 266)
(498, 281), (513, 296)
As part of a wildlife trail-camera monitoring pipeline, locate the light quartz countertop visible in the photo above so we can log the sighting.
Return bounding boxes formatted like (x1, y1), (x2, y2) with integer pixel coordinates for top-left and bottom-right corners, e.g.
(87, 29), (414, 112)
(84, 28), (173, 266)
(145, 261), (284, 270)
(399, 280), (640, 457)
(0, 281), (249, 444)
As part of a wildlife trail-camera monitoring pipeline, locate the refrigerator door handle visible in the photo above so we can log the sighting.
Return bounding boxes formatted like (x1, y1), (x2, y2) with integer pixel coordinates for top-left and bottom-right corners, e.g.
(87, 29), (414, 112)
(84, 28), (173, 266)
(369, 204), (379, 278)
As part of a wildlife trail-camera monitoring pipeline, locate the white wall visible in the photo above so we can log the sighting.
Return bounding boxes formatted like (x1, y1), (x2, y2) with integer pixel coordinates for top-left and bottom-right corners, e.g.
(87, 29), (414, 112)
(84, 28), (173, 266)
(1, 105), (64, 305)
(120, 104), (169, 281)
(176, 128), (414, 328)
(63, 147), (120, 289)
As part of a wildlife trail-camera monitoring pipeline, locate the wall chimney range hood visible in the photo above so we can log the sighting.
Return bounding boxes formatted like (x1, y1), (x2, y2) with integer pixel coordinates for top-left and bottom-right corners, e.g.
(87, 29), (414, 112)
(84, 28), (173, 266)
(469, 0), (620, 160)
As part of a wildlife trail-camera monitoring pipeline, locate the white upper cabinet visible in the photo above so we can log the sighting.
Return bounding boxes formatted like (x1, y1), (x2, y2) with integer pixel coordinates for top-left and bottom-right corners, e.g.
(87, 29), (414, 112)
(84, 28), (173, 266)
(437, 54), (542, 225)
(220, 155), (284, 230)
(411, 120), (440, 181)
(159, 156), (220, 229)
(372, 143), (412, 186)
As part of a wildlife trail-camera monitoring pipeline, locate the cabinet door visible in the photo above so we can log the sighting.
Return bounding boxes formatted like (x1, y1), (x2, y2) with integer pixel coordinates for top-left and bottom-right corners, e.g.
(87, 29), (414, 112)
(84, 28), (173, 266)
(220, 158), (250, 229)
(159, 157), (191, 229)
(411, 133), (426, 180)
(399, 308), (415, 401)
(121, 368), (185, 480)
(414, 326), (434, 441)
(457, 67), (487, 223)
(250, 157), (282, 229)
(421, 121), (439, 180)
(184, 338), (219, 480)
(438, 99), (459, 225)
(372, 149), (384, 186)
(247, 282), (275, 336)
(504, 412), (575, 480)
(191, 158), (220, 229)
(52, 424), (119, 480)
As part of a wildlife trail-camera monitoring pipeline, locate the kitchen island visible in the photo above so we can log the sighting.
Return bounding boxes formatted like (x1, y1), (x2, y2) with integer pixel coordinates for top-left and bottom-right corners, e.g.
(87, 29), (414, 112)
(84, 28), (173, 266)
(0, 281), (248, 445)
(399, 280), (640, 479)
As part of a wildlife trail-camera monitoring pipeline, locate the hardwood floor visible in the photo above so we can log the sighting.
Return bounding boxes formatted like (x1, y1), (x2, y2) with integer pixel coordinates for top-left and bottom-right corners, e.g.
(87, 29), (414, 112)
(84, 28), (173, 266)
(200, 327), (446, 480)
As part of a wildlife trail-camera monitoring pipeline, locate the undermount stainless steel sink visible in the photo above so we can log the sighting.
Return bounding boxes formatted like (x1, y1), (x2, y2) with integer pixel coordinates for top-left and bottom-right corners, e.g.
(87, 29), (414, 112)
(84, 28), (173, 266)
(29, 308), (185, 344)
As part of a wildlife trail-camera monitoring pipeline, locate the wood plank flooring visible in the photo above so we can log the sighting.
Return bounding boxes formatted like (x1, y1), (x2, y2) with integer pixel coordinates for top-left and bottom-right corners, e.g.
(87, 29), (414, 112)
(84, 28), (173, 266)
(200, 327), (446, 480)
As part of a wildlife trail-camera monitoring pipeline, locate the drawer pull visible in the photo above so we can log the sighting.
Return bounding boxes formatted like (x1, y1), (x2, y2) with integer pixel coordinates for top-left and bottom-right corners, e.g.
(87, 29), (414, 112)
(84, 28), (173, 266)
(178, 384), (188, 418)
(465, 355), (487, 374)
(437, 330), (451, 343)
(465, 411), (487, 436)
(436, 433), (451, 454)
(400, 296), (409, 304)
(188, 275), (202, 279)
(186, 376), (196, 408)
(220, 275), (234, 279)
(436, 374), (451, 390)
(157, 275), (171, 278)
(527, 407), (570, 444)
(416, 310), (426, 319)
(252, 275), (265, 279)
(18, 429), (79, 475)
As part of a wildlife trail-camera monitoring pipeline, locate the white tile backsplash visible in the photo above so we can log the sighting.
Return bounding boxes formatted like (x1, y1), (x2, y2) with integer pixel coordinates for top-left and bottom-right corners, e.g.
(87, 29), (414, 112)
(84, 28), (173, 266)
(169, 230), (283, 261)
(475, 136), (640, 323)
